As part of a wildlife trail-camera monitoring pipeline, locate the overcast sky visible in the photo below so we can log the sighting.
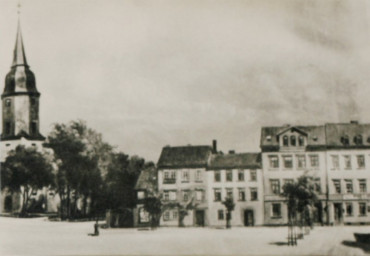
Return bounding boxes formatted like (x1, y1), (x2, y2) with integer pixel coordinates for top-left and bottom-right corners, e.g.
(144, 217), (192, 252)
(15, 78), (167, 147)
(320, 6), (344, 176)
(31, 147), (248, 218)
(1, 0), (370, 162)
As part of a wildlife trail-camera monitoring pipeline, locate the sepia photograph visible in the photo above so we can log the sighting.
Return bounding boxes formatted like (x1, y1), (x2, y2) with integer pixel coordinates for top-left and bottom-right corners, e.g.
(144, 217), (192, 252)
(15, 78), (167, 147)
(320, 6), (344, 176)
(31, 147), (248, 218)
(0, 0), (369, 255)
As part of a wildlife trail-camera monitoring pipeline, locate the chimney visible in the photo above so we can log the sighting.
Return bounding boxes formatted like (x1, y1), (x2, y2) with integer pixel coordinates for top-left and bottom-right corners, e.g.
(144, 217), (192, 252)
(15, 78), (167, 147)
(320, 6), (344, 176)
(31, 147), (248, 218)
(212, 140), (217, 153)
(350, 120), (359, 124)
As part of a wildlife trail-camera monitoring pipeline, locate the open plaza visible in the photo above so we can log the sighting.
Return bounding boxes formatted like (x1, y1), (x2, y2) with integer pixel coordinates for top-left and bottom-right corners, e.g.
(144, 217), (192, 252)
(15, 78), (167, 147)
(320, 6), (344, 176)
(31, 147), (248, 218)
(0, 217), (369, 256)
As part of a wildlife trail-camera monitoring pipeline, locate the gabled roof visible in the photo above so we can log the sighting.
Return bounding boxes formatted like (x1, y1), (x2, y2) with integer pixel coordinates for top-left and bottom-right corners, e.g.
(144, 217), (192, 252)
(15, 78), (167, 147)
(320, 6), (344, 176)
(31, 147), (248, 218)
(260, 125), (325, 149)
(135, 166), (157, 191)
(208, 153), (261, 170)
(157, 145), (213, 169)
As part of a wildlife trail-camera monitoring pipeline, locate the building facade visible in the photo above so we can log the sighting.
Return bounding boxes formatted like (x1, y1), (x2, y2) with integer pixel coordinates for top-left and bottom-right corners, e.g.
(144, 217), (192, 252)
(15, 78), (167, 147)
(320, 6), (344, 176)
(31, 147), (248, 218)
(206, 152), (263, 227)
(157, 144), (214, 227)
(261, 122), (370, 225)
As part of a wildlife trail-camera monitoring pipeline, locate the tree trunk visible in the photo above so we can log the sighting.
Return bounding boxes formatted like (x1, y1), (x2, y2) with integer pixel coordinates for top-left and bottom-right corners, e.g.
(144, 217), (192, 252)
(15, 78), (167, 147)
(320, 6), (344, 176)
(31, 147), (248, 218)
(66, 186), (71, 219)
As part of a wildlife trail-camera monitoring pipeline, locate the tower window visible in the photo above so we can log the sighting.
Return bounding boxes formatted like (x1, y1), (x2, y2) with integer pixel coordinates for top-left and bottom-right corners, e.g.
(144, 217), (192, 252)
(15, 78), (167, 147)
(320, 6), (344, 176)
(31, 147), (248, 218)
(5, 122), (11, 135)
(5, 99), (11, 107)
(31, 121), (37, 135)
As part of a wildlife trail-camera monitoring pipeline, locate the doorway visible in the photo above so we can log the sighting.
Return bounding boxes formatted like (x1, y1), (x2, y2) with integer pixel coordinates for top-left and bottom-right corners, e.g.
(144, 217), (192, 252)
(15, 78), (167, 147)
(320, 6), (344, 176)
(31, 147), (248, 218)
(244, 210), (254, 226)
(334, 203), (343, 224)
(195, 210), (205, 227)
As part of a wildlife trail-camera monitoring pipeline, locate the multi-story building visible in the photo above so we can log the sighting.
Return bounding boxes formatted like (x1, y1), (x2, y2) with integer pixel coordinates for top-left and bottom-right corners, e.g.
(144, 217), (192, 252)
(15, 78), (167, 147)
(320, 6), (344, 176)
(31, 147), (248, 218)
(206, 152), (263, 227)
(261, 122), (370, 226)
(325, 122), (370, 225)
(157, 143), (215, 226)
(260, 125), (328, 225)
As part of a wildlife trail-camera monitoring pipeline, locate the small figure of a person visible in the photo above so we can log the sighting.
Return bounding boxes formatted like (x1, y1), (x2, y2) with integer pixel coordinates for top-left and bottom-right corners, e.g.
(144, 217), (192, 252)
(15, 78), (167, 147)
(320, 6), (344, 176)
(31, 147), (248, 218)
(94, 220), (99, 236)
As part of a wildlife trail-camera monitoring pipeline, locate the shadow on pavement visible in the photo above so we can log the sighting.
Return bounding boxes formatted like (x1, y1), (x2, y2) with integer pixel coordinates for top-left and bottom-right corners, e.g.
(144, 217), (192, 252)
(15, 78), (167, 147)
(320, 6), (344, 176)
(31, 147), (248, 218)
(342, 240), (370, 254)
(269, 242), (290, 246)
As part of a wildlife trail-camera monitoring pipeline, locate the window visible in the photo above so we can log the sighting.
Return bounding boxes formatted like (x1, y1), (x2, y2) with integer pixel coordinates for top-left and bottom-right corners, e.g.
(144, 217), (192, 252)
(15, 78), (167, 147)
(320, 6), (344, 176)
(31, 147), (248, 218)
(31, 121), (37, 135)
(238, 188), (246, 201)
(182, 190), (189, 201)
(181, 170), (189, 182)
(269, 155), (279, 168)
(331, 155), (339, 170)
(218, 210), (224, 220)
(270, 179), (280, 195)
(354, 135), (363, 145)
(226, 188), (233, 199)
(214, 171), (221, 182)
(226, 170), (233, 182)
(314, 178), (321, 193)
(163, 171), (176, 184)
(173, 210), (178, 219)
(359, 203), (367, 216)
(250, 170), (257, 181)
(272, 203), (281, 218)
(283, 135), (289, 146)
(359, 179), (367, 193)
(345, 180), (353, 194)
(137, 191), (145, 200)
(250, 188), (258, 201)
(195, 190), (204, 201)
(296, 155), (306, 169)
(341, 135), (349, 145)
(298, 136), (304, 146)
(163, 191), (169, 201)
(163, 211), (170, 221)
(5, 122), (11, 135)
(310, 155), (319, 168)
(344, 155), (352, 169)
(30, 98), (36, 106)
(139, 208), (150, 223)
(283, 179), (294, 186)
(214, 189), (221, 201)
(5, 99), (11, 107)
(283, 155), (293, 169)
(238, 170), (244, 181)
(333, 180), (341, 194)
(195, 170), (202, 182)
(346, 203), (353, 216)
(290, 136), (296, 146)
(357, 155), (365, 169)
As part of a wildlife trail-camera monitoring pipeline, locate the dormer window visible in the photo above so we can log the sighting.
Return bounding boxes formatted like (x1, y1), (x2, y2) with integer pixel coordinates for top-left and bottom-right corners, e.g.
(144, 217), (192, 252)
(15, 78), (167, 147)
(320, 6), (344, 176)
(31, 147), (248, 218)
(290, 136), (296, 146)
(341, 135), (349, 145)
(354, 135), (363, 145)
(298, 136), (304, 146)
(283, 135), (289, 146)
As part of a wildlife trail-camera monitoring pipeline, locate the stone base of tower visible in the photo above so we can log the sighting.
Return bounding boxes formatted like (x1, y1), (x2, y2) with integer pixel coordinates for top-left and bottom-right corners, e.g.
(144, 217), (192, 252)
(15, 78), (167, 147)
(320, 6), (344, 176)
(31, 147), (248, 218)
(0, 137), (59, 215)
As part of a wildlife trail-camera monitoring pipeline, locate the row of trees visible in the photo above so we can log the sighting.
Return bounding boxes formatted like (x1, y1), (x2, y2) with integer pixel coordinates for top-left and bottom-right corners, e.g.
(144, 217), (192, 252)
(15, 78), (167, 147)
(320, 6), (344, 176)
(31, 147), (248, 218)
(1, 120), (152, 219)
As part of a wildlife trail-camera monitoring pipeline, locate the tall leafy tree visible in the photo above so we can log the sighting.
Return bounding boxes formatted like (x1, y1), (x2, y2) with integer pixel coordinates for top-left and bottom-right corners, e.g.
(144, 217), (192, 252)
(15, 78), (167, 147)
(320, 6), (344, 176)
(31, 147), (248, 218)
(222, 197), (235, 229)
(1, 145), (55, 216)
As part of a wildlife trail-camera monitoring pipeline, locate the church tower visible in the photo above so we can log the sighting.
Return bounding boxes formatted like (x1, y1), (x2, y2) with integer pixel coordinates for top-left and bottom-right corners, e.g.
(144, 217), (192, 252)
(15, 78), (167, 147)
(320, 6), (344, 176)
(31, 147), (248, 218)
(1, 20), (45, 156)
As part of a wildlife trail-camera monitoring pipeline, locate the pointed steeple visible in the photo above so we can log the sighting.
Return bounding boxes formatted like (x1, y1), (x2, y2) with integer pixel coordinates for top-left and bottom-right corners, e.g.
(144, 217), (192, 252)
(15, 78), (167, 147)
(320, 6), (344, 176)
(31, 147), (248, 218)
(12, 19), (28, 68)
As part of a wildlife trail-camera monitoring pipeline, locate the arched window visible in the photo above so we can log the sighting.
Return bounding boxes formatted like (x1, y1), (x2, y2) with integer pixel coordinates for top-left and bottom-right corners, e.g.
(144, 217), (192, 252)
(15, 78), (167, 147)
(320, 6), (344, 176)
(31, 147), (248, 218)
(290, 136), (296, 146)
(298, 136), (304, 146)
(341, 135), (349, 145)
(354, 135), (363, 145)
(283, 135), (289, 146)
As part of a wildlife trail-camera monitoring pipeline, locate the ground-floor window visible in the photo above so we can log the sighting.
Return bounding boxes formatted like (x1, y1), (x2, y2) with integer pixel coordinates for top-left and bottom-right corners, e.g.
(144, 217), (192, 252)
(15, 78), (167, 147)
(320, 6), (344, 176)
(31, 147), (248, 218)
(139, 207), (150, 223)
(163, 210), (178, 221)
(359, 203), (367, 216)
(218, 210), (224, 220)
(345, 203), (353, 216)
(272, 203), (281, 218)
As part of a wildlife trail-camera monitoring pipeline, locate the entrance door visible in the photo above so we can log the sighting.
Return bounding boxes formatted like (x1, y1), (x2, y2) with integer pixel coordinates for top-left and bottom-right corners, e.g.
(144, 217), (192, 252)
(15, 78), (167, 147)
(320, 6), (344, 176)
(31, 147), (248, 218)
(244, 210), (254, 226)
(334, 203), (343, 224)
(314, 202), (323, 224)
(195, 210), (205, 227)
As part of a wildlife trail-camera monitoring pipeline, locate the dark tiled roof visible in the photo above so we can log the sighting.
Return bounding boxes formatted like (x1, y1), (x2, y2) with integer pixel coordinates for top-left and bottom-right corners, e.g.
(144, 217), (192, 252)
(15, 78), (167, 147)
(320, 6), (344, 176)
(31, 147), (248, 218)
(325, 123), (370, 148)
(157, 145), (213, 169)
(208, 153), (261, 170)
(135, 166), (157, 191)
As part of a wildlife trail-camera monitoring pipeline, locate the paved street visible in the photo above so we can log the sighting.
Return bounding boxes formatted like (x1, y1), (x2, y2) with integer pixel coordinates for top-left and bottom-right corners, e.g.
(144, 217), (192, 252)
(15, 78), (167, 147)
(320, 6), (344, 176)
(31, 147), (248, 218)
(0, 217), (369, 256)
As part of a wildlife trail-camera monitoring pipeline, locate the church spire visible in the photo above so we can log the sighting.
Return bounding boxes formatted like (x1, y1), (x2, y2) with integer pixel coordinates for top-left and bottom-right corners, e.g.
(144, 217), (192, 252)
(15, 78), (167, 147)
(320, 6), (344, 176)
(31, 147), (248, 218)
(12, 17), (28, 68)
